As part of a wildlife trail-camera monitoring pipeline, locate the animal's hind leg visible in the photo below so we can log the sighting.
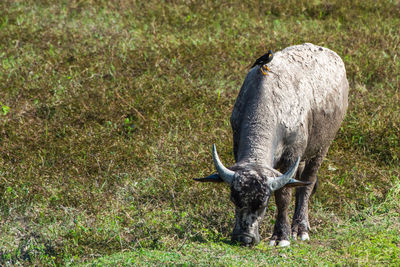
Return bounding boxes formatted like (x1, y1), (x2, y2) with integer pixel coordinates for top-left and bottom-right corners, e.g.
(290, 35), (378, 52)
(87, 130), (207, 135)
(291, 154), (325, 241)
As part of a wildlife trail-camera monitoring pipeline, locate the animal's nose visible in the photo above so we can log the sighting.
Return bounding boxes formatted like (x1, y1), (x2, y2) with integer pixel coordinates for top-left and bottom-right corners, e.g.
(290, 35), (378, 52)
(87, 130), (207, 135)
(232, 234), (258, 246)
(239, 235), (253, 245)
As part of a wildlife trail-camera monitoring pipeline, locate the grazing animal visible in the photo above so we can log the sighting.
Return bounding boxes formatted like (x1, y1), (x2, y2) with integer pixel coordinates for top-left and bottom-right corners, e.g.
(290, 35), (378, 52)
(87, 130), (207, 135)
(195, 43), (348, 247)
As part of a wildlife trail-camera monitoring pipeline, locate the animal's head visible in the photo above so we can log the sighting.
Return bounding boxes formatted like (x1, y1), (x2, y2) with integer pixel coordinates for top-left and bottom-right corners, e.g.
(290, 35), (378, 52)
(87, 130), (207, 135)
(195, 145), (309, 246)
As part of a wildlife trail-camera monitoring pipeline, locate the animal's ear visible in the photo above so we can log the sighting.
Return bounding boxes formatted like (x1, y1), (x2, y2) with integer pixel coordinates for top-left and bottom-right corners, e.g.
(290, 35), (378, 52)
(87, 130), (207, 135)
(193, 173), (224, 183)
(284, 178), (312, 188)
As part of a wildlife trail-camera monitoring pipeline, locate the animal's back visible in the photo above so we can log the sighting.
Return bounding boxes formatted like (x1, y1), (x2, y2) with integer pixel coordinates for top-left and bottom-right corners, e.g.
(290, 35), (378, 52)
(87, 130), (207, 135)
(263, 43), (347, 129)
(231, 43), (348, 162)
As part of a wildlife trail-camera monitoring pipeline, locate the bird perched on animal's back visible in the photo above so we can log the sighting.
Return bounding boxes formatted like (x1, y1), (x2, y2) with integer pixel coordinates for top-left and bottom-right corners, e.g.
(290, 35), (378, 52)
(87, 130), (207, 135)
(250, 50), (274, 68)
(250, 50), (274, 75)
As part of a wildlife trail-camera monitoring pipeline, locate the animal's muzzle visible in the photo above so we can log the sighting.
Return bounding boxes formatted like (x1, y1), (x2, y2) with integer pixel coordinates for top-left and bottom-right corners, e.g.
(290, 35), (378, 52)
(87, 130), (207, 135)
(232, 233), (260, 246)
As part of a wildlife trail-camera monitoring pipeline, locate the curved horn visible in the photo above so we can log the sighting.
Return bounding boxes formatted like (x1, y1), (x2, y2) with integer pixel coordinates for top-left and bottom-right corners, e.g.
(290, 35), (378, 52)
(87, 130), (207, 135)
(193, 173), (224, 183)
(268, 157), (301, 191)
(212, 144), (235, 185)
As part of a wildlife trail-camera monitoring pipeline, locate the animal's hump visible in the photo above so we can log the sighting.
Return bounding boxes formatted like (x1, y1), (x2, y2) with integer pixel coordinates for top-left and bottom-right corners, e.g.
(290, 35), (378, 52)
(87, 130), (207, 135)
(232, 43), (348, 131)
(271, 43), (345, 76)
(266, 43), (347, 127)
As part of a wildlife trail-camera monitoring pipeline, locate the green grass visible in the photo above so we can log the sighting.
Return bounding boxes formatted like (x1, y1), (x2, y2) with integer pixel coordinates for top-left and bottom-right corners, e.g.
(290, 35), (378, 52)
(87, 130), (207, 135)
(87, 187), (400, 266)
(0, 0), (399, 265)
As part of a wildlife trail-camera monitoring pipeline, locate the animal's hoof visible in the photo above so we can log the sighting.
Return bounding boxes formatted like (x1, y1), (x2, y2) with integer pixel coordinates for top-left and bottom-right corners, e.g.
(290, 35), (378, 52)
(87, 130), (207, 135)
(278, 240), (290, 247)
(268, 240), (276, 246)
(300, 233), (310, 241)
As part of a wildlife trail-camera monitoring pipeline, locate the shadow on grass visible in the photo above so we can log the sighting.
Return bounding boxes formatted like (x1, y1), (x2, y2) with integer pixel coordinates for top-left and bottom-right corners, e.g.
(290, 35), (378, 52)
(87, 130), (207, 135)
(0, 233), (58, 266)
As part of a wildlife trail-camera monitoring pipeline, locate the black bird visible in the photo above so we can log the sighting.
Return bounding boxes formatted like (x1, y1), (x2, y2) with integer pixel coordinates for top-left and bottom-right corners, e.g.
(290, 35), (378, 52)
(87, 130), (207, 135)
(250, 50), (274, 75)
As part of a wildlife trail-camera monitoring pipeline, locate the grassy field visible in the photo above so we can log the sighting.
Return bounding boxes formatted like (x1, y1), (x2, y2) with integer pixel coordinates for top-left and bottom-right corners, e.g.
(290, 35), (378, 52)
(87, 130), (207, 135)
(0, 0), (399, 265)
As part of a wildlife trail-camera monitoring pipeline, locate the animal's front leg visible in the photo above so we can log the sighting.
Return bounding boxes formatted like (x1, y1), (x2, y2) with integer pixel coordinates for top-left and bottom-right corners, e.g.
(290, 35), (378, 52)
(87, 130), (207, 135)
(291, 157), (322, 241)
(270, 186), (292, 247)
